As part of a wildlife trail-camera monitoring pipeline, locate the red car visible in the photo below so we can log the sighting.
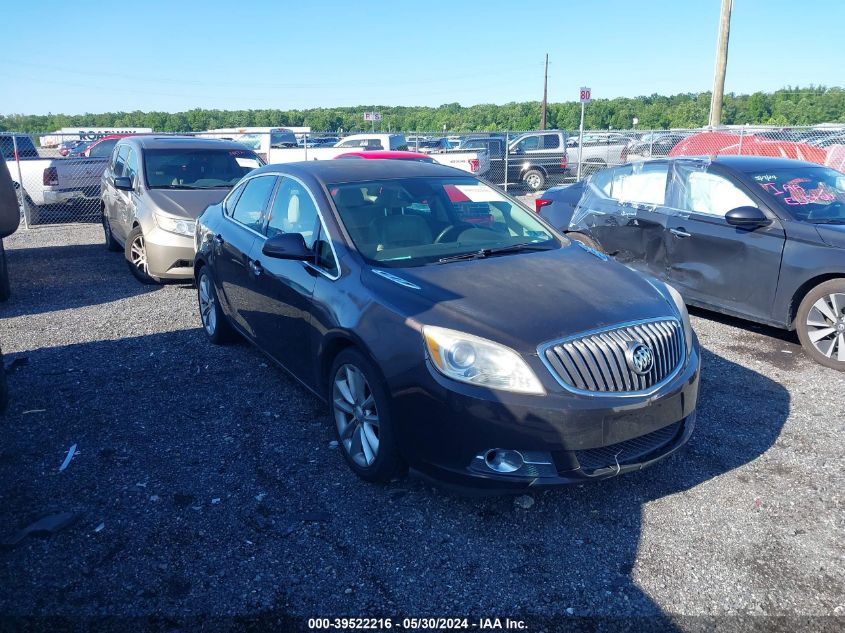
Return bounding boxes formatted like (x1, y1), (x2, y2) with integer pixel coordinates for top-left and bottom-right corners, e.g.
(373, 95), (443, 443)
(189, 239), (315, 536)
(334, 150), (435, 163)
(81, 134), (135, 158)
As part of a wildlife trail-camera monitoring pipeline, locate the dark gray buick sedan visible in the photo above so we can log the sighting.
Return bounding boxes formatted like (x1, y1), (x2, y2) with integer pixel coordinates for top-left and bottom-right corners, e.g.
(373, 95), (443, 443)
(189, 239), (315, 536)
(193, 160), (700, 488)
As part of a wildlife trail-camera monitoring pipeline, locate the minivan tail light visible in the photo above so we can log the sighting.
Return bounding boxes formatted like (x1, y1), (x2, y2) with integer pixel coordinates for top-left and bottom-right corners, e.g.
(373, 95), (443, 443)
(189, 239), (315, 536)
(43, 166), (59, 186)
(469, 158), (480, 173)
(535, 198), (552, 213)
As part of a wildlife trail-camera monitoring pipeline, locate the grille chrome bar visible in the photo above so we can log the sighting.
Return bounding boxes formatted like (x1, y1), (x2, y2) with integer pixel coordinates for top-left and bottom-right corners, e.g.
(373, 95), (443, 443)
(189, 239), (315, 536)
(539, 318), (685, 396)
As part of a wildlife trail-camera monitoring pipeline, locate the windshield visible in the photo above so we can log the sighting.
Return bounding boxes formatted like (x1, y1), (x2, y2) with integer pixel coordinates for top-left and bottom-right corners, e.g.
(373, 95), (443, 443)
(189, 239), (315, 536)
(749, 166), (845, 223)
(328, 176), (558, 267)
(144, 148), (263, 189)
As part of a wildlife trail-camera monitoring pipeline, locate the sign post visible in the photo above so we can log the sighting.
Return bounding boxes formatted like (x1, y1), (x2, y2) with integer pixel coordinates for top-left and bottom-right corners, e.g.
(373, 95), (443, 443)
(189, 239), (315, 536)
(577, 87), (591, 181)
(364, 111), (382, 132)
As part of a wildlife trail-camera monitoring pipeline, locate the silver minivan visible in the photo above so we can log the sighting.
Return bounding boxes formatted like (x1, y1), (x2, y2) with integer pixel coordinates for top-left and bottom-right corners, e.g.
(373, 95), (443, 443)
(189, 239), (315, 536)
(100, 136), (263, 283)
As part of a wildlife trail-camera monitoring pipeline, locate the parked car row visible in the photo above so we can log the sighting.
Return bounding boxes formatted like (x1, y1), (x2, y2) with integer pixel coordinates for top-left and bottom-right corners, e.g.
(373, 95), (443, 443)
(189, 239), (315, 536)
(98, 138), (702, 489)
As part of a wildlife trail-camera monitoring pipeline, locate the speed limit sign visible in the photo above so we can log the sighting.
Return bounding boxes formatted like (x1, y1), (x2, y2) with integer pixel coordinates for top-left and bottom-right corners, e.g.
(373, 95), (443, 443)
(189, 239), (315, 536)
(580, 87), (592, 103)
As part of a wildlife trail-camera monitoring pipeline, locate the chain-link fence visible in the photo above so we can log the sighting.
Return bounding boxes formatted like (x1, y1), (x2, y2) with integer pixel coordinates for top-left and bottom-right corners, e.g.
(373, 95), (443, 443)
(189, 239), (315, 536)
(5, 125), (845, 227)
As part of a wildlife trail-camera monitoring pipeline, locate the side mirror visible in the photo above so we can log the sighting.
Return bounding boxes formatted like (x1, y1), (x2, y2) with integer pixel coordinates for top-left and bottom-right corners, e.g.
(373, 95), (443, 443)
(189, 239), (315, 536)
(510, 146), (523, 155)
(725, 206), (770, 228)
(262, 233), (312, 260)
(114, 176), (133, 191)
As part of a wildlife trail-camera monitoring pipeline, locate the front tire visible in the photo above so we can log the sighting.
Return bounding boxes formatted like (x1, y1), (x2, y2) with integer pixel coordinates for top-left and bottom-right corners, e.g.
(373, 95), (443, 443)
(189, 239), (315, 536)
(125, 226), (161, 285)
(197, 266), (234, 344)
(330, 348), (407, 483)
(523, 169), (545, 191)
(795, 279), (845, 371)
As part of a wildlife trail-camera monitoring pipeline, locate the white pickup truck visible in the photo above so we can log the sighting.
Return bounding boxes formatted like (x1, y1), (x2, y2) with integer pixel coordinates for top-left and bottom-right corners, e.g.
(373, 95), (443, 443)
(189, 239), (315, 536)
(2, 134), (107, 224)
(261, 133), (491, 178)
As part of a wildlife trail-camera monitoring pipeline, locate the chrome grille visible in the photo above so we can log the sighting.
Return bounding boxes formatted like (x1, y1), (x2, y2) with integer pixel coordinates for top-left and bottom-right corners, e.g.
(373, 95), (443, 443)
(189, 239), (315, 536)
(541, 319), (684, 394)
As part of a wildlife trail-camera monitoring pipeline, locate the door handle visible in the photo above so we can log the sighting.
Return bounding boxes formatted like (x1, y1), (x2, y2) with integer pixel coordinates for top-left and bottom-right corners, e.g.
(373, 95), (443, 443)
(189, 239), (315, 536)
(670, 228), (691, 238)
(249, 259), (263, 276)
(213, 234), (224, 245)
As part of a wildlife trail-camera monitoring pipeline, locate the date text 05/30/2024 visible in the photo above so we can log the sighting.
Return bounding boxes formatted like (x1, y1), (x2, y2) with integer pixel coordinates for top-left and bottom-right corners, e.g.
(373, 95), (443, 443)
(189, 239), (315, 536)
(307, 618), (528, 630)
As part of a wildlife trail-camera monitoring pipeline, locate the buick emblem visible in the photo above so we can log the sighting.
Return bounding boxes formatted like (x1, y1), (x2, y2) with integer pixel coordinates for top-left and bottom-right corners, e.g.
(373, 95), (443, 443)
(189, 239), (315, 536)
(626, 342), (654, 375)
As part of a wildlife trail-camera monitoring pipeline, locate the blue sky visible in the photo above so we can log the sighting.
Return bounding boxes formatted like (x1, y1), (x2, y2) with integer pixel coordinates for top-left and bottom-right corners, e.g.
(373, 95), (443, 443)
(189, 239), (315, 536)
(2, 0), (843, 114)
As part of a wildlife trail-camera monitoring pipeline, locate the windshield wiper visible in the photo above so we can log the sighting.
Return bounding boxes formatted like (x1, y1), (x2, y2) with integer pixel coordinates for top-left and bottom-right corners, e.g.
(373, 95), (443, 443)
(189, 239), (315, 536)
(810, 219), (845, 225)
(437, 242), (552, 264)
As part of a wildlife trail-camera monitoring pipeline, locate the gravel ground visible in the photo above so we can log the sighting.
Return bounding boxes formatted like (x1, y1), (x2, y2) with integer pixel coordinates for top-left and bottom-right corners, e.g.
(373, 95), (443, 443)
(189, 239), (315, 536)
(0, 224), (842, 631)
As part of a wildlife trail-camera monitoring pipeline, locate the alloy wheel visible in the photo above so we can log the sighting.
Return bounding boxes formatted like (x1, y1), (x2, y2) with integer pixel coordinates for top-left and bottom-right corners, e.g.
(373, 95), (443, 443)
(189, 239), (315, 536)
(805, 292), (845, 361)
(130, 234), (149, 275)
(526, 173), (542, 189)
(332, 364), (380, 467)
(198, 274), (217, 335)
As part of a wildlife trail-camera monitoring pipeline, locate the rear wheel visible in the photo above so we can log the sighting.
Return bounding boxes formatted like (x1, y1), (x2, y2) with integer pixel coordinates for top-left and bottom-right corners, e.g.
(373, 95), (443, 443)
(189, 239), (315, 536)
(566, 231), (604, 253)
(125, 226), (161, 285)
(796, 279), (845, 371)
(330, 348), (406, 483)
(523, 169), (546, 191)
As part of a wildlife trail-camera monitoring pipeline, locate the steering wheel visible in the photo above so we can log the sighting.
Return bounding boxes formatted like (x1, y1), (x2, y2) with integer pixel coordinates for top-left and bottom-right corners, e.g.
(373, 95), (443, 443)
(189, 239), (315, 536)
(434, 223), (473, 243)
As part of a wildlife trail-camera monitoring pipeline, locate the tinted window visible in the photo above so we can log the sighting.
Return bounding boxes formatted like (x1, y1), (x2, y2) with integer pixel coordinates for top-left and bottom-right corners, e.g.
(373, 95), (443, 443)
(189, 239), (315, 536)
(266, 177), (319, 247)
(0, 135), (38, 159)
(89, 138), (118, 158)
(113, 145), (129, 178)
(144, 148), (262, 189)
(269, 130), (297, 148)
(231, 176), (277, 231)
(514, 136), (539, 151)
(542, 135), (560, 150)
(125, 148), (138, 184)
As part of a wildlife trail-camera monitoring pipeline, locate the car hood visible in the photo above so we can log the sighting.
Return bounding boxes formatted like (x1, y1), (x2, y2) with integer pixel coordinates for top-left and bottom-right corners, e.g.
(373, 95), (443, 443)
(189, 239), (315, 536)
(815, 224), (845, 249)
(362, 245), (677, 354)
(145, 188), (230, 220)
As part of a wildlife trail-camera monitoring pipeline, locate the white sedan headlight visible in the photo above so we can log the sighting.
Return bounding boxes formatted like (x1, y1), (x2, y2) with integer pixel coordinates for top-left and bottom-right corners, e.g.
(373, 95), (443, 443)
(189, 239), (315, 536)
(155, 213), (196, 237)
(422, 326), (545, 395)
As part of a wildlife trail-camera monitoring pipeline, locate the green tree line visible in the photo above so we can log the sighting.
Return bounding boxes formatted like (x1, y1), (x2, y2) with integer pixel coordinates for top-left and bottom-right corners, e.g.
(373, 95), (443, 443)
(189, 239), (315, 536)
(2, 86), (843, 133)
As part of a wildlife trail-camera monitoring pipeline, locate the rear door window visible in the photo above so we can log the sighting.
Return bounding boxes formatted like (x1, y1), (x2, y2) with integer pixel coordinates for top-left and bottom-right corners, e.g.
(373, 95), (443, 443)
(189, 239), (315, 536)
(542, 134), (560, 150)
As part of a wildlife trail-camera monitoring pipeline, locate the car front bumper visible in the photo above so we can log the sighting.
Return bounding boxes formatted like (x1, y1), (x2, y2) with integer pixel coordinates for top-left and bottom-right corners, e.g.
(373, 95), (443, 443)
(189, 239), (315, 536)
(389, 339), (701, 490)
(144, 227), (196, 279)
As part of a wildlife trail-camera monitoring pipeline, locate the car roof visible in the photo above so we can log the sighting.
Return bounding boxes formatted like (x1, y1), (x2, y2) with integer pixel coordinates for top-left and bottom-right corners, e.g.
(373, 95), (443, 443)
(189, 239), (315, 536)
(254, 159), (465, 183)
(668, 155), (821, 171)
(120, 135), (252, 151)
(335, 151), (434, 160)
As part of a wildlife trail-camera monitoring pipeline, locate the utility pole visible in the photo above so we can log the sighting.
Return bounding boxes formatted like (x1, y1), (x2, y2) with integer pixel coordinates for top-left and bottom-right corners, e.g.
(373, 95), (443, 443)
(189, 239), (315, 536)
(708, 0), (733, 127)
(540, 53), (549, 130)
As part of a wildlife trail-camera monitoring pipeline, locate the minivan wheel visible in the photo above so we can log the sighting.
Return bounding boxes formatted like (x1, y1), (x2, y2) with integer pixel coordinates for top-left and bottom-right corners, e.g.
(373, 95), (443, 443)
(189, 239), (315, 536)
(330, 349), (406, 483)
(523, 169), (545, 191)
(566, 231), (605, 253)
(125, 226), (161, 284)
(102, 210), (121, 252)
(197, 266), (234, 344)
(796, 279), (845, 371)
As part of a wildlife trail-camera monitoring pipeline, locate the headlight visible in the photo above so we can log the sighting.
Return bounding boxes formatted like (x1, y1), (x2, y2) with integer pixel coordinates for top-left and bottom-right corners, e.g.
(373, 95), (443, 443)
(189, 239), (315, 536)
(422, 326), (545, 395)
(665, 282), (694, 352)
(154, 213), (195, 237)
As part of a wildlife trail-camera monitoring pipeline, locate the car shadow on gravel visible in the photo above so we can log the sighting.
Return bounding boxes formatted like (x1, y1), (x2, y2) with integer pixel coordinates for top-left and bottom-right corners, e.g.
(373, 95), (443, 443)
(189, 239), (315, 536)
(2, 242), (164, 317)
(0, 333), (789, 626)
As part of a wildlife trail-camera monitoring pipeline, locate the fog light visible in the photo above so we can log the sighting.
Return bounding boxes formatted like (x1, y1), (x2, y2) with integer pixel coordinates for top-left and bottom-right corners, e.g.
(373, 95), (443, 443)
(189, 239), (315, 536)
(484, 449), (524, 473)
